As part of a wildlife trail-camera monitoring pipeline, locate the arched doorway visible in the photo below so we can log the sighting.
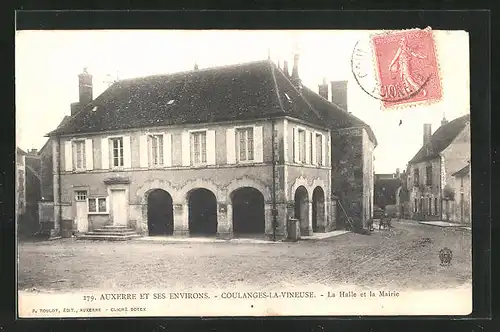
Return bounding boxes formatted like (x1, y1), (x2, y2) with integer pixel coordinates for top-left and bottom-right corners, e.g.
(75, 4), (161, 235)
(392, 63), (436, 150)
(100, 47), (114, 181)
(294, 186), (310, 236)
(312, 186), (325, 232)
(231, 187), (265, 237)
(188, 188), (218, 236)
(147, 189), (174, 236)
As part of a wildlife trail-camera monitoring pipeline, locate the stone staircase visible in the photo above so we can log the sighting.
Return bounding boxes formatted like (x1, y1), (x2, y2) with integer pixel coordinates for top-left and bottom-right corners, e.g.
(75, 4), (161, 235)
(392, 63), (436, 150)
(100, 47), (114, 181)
(76, 225), (142, 241)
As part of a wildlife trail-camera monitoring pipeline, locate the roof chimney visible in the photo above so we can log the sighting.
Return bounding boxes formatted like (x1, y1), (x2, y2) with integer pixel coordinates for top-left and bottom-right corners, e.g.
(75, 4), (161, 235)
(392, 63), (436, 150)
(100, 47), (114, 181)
(318, 77), (329, 100)
(423, 123), (432, 146)
(194, 63), (199, 70)
(291, 53), (300, 80)
(283, 60), (290, 77)
(330, 81), (348, 111)
(441, 113), (448, 126)
(78, 67), (93, 107)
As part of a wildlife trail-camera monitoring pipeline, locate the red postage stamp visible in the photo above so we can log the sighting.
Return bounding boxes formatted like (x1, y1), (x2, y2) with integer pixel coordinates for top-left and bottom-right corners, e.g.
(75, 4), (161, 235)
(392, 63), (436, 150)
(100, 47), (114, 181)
(371, 28), (443, 109)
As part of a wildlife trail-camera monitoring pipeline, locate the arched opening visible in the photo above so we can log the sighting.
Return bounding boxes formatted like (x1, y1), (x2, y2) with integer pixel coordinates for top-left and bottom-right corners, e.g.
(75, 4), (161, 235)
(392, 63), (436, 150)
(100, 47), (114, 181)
(294, 186), (310, 236)
(231, 187), (265, 237)
(188, 188), (218, 236)
(312, 186), (325, 232)
(147, 189), (174, 236)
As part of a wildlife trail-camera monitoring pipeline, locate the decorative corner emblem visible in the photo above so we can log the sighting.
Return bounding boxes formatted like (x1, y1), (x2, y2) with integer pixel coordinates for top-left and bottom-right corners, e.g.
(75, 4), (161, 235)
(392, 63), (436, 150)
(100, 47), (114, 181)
(438, 247), (453, 266)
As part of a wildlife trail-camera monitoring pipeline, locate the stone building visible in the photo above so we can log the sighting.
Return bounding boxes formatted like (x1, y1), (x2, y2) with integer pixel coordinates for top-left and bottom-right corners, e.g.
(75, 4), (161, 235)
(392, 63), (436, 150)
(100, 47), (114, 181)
(16, 148), (42, 236)
(43, 58), (376, 240)
(406, 114), (470, 222)
(451, 163), (471, 224)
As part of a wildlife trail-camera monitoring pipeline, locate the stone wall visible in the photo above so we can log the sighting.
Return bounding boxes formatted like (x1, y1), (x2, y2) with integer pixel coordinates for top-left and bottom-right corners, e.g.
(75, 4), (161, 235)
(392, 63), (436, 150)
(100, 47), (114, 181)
(40, 140), (54, 201)
(331, 127), (365, 230)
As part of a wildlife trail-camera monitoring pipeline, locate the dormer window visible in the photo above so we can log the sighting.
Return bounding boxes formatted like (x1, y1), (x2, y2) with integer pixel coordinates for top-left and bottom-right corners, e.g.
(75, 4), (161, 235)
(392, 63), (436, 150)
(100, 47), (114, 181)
(92, 106), (98, 112)
(284, 93), (292, 102)
(167, 99), (175, 105)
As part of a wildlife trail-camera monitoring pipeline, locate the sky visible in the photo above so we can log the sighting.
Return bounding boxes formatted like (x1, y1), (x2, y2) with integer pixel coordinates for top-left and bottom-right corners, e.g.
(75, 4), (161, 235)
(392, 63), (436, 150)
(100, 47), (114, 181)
(15, 30), (470, 173)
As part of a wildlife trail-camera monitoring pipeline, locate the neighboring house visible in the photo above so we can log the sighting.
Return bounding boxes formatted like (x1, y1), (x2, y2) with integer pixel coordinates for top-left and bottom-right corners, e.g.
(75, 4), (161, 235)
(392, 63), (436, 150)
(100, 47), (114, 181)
(16, 147), (27, 217)
(44, 58), (376, 240)
(451, 163), (471, 224)
(16, 148), (42, 236)
(407, 114), (470, 222)
(39, 115), (71, 201)
(374, 170), (403, 209)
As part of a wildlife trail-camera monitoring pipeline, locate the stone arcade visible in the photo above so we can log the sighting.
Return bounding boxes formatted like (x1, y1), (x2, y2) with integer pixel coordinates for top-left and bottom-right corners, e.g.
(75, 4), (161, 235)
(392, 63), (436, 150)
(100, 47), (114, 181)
(43, 58), (376, 240)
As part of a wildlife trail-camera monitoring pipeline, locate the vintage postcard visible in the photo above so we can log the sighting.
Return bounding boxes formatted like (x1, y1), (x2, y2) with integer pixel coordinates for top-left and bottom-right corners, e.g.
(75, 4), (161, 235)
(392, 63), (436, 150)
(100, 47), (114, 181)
(16, 29), (471, 317)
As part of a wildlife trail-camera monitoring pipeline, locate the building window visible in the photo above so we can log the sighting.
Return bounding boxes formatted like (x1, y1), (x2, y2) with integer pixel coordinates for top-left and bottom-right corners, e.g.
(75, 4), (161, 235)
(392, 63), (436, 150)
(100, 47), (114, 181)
(73, 140), (86, 170)
(309, 132), (314, 164)
(88, 197), (107, 213)
(75, 191), (87, 201)
(316, 133), (323, 165)
(428, 197), (432, 215)
(413, 169), (419, 186)
(236, 127), (254, 162)
(191, 131), (207, 165)
(425, 165), (432, 186)
(298, 129), (306, 163)
(434, 197), (438, 215)
(414, 198), (417, 212)
(111, 137), (124, 167)
(460, 177), (464, 188)
(149, 134), (164, 166)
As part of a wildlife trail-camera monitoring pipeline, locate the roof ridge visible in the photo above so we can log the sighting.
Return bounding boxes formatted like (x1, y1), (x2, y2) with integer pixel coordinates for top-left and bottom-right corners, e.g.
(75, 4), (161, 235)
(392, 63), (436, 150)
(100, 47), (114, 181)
(116, 59), (271, 84)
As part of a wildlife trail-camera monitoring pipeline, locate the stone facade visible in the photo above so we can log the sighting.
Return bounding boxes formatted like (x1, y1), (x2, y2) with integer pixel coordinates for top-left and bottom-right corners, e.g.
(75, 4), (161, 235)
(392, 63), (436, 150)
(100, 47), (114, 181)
(451, 167), (471, 224)
(331, 127), (374, 230)
(52, 117), (332, 240)
(408, 122), (470, 222)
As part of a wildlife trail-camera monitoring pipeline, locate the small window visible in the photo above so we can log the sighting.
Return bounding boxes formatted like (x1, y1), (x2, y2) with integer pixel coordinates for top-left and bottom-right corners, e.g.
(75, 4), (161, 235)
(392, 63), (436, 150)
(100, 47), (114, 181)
(434, 197), (438, 215)
(149, 134), (164, 166)
(425, 165), (432, 186)
(92, 106), (98, 112)
(110, 137), (124, 167)
(413, 169), (420, 186)
(191, 131), (207, 165)
(73, 140), (86, 170)
(75, 191), (87, 201)
(236, 127), (254, 162)
(298, 129), (306, 163)
(88, 197), (108, 213)
(316, 133), (323, 165)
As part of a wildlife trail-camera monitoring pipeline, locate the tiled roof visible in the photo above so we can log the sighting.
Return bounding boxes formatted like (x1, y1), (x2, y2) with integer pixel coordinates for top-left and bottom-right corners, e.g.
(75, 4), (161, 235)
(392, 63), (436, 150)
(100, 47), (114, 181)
(452, 163), (470, 177)
(300, 87), (378, 145)
(409, 114), (470, 164)
(49, 60), (376, 141)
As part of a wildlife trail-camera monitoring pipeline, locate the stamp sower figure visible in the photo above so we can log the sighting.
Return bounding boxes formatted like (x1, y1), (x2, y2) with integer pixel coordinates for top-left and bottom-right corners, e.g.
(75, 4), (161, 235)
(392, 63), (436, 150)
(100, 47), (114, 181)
(388, 37), (427, 96)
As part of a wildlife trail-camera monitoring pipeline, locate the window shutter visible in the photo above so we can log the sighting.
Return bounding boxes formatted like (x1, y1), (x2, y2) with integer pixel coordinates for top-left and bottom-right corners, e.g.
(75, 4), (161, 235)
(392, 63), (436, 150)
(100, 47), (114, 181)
(293, 127), (299, 163)
(305, 130), (311, 164)
(181, 132), (190, 166)
(85, 139), (93, 170)
(254, 126), (263, 163)
(123, 136), (131, 168)
(101, 137), (109, 169)
(321, 133), (327, 166)
(226, 128), (236, 164)
(206, 130), (216, 165)
(64, 141), (73, 171)
(164, 133), (172, 167)
(312, 133), (317, 165)
(139, 134), (148, 168)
